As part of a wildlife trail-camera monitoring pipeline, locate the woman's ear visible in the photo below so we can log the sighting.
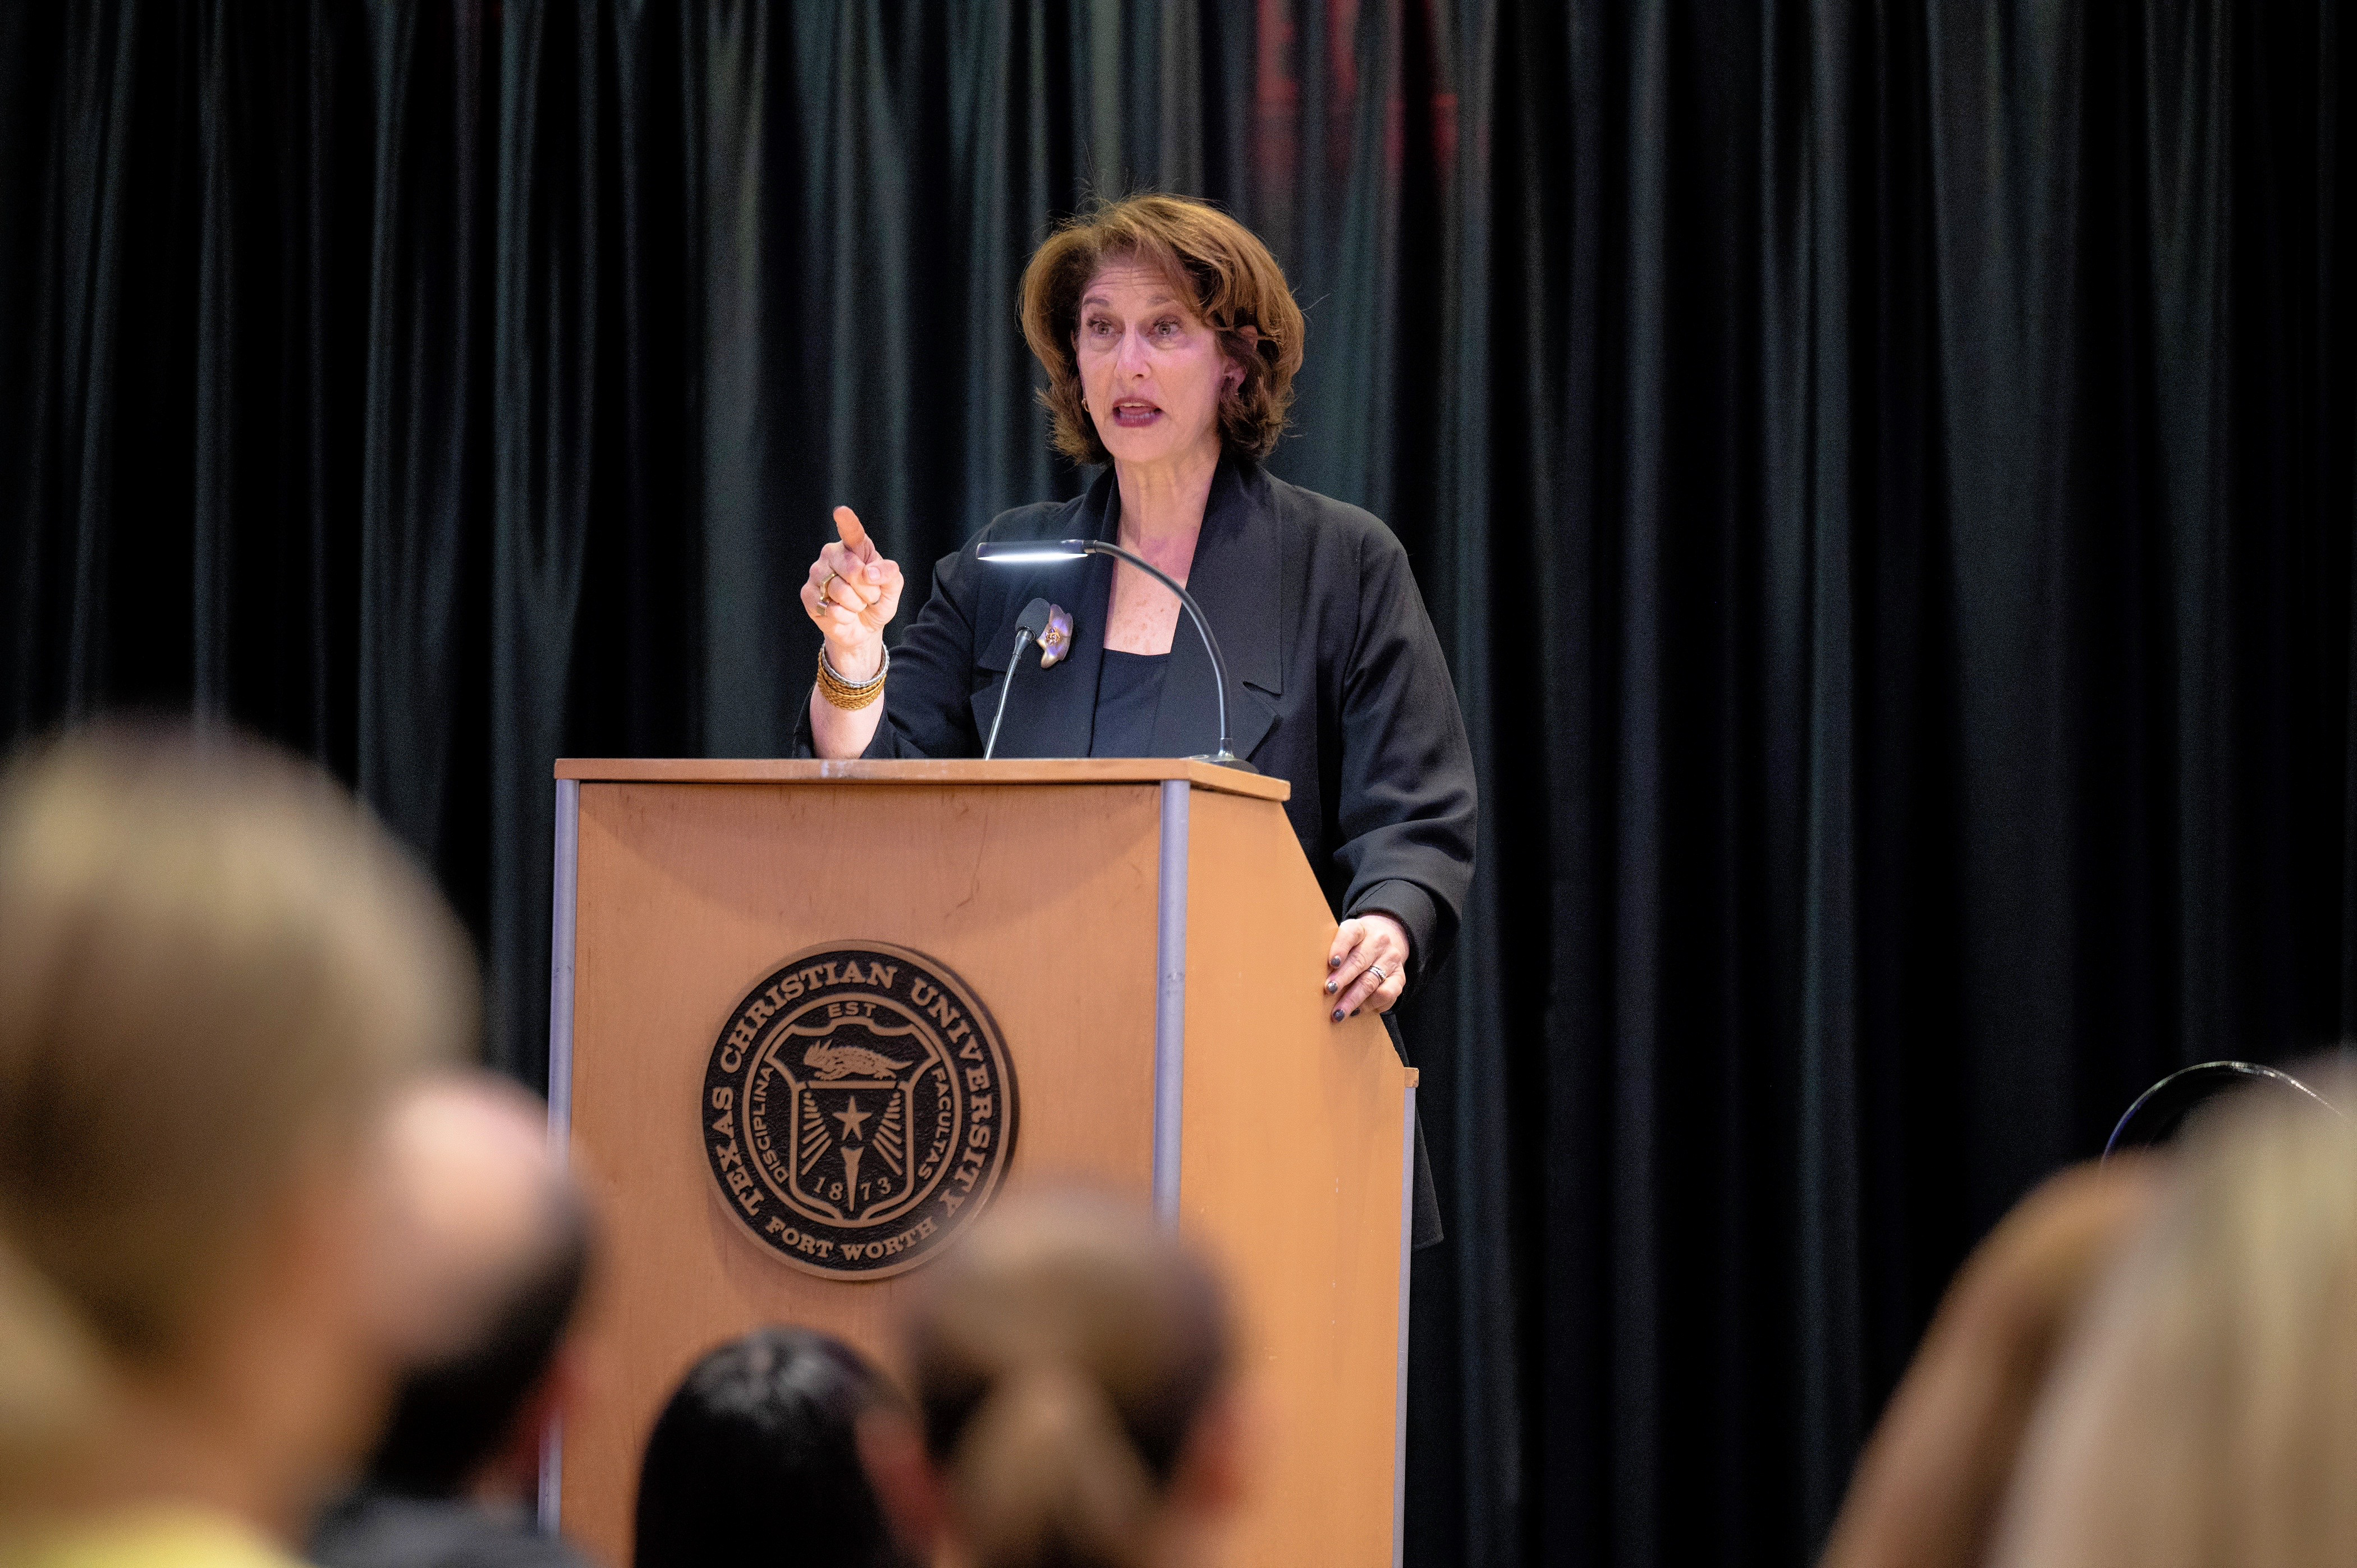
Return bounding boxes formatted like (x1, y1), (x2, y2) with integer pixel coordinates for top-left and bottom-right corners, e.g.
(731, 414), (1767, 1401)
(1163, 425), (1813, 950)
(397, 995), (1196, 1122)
(1229, 324), (1261, 392)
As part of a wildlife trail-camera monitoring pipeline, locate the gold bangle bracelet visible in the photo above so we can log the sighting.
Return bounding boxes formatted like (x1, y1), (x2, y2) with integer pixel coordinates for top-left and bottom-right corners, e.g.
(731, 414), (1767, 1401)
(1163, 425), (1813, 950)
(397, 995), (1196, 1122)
(817, 645), (887, 711)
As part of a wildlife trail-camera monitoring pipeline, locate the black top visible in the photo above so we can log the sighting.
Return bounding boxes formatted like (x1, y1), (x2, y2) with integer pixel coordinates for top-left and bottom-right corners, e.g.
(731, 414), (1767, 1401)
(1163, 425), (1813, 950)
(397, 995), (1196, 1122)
(1088, 650), (1170, 758)
(794, 454), (1478, 1000)
(311, 1491), (594, 1568)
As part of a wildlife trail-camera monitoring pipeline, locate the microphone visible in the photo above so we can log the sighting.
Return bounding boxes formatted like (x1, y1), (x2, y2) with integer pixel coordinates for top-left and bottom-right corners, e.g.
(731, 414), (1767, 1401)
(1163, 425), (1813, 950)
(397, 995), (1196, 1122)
(982, 598), (1055, 760)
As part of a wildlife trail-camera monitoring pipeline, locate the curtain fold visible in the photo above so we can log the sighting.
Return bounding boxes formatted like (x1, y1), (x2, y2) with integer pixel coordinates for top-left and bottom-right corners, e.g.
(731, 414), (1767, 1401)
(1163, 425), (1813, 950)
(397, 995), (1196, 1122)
(2, 3), (2352, 1565)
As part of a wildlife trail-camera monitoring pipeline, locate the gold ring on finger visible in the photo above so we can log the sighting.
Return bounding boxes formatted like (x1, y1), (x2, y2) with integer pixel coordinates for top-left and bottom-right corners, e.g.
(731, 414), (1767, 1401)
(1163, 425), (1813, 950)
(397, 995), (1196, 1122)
(817, 571), (839, 607)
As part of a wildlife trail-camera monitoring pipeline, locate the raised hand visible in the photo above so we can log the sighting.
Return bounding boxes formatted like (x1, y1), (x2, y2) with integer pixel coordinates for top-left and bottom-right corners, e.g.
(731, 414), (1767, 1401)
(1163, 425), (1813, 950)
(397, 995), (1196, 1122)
(801, 506), (905, 680)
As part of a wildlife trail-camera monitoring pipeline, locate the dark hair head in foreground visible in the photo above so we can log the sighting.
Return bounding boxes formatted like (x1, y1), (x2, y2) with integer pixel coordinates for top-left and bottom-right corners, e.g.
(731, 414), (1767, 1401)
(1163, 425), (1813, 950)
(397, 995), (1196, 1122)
(879, 1193), (1239, 1568)
(634, 1327), (910, 1568)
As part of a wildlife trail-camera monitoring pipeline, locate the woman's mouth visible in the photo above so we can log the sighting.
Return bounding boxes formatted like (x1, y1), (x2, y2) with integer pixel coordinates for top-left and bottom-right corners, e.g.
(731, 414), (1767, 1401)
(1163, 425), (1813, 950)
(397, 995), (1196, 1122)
(1110, 400), (1161, 427)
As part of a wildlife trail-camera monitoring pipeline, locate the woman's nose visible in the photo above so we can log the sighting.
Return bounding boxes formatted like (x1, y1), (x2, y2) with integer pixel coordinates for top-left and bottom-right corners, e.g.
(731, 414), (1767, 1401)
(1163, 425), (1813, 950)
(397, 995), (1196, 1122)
(1116, 327), (1151, 375)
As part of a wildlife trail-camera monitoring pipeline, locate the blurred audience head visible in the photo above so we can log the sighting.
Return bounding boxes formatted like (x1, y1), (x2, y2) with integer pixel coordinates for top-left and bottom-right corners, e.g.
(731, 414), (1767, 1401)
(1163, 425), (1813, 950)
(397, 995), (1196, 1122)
(0, 723), (472, 1532)
(1816, 1158), (2160, 1568)
(634, 1328), (908, 1568)
(864, 1192), (1242, 1568)
(1990, 1062), (2357, 1568)
(361, 1071), (591, 1504)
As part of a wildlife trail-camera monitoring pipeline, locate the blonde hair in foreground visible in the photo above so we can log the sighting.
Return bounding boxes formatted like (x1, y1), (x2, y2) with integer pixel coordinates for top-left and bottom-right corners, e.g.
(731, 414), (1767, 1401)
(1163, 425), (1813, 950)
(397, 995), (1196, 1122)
(903, 1193), (1233, 1568)
(0, 725), (472, 1466)
(1989, 1063), (2357, 1568)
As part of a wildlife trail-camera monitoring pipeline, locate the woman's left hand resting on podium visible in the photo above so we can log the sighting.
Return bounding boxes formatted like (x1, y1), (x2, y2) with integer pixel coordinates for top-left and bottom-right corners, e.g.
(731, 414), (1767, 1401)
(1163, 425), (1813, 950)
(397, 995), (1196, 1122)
(803, 505), (904, 758)
(1328, 913), (1408, 1020)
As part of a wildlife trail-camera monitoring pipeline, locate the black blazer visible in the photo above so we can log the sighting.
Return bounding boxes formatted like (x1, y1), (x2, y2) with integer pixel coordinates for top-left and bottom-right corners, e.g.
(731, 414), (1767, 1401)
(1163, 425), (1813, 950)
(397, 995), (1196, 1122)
(797, 455), (1478, 997)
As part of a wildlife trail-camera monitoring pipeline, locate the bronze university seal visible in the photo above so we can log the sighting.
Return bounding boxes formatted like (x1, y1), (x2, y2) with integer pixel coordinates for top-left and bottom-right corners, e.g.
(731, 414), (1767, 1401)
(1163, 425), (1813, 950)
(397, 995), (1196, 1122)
(702, 943), (1018, 1278)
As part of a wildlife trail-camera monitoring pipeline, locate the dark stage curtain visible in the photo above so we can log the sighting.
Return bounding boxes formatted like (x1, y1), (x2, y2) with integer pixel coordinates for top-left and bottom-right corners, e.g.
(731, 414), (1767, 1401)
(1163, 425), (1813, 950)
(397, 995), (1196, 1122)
(3, 3), (2353, 1565)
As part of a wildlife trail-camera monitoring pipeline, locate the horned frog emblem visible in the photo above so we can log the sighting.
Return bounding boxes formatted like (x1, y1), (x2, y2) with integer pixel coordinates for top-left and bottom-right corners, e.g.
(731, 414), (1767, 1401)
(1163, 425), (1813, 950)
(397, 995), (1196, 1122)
(804, 1042), (909, 1081)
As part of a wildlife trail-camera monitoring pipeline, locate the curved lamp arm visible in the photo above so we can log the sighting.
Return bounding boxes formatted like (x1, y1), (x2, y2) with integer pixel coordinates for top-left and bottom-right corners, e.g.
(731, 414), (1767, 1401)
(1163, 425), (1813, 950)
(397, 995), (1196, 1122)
(974, 538), (1255, 771)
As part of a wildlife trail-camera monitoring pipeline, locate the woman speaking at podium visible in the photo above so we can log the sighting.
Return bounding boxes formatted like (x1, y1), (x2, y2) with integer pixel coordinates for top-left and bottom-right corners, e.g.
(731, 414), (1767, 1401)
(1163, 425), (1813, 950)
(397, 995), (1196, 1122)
(794, 196), (1474, 1243)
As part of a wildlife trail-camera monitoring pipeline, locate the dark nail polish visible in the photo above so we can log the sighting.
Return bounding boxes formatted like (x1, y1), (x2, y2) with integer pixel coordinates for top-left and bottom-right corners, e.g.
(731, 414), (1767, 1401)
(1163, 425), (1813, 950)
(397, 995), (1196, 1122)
(1331, 1008), (1344, 1023)
(1329, 955), (1342, 968)
(1324, 981), (1336, 994)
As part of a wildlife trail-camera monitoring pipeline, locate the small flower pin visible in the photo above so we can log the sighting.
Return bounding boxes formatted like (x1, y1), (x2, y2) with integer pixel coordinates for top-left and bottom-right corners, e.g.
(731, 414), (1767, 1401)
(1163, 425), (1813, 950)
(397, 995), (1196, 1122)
(1038, 604), (1074, 668)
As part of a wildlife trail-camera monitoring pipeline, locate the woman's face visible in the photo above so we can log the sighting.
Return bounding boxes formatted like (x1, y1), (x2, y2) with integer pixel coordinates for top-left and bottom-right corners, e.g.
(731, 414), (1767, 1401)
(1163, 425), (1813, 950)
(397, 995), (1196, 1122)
(1075, 260), (1235, 470)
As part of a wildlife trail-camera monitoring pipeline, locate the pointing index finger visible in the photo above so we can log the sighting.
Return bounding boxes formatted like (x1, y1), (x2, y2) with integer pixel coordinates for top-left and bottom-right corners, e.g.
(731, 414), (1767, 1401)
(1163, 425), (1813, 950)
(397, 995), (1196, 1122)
(832, 505), (875, 561)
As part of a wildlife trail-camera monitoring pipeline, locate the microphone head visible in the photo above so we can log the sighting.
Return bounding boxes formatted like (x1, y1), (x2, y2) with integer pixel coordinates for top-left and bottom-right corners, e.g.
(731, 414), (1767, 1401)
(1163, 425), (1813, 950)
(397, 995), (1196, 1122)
(1015, 597), (1053, 638)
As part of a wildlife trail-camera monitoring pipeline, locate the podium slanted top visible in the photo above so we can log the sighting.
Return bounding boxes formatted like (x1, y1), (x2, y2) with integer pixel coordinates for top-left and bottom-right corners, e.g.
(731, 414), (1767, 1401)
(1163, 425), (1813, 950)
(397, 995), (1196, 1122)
(552, 757), (1289, 801)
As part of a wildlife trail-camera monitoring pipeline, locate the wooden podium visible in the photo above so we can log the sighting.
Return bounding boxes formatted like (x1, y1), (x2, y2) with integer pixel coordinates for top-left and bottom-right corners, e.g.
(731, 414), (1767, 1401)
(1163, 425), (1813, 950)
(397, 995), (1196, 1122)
(544, 759), (1416, 1568)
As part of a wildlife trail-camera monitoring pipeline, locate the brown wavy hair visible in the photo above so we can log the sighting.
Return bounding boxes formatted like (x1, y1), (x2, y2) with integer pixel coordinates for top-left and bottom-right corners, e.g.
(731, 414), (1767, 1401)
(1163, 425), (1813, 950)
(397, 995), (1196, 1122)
(1020, 195), (1306, 465)
(902, 1193), (1233, 1568)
